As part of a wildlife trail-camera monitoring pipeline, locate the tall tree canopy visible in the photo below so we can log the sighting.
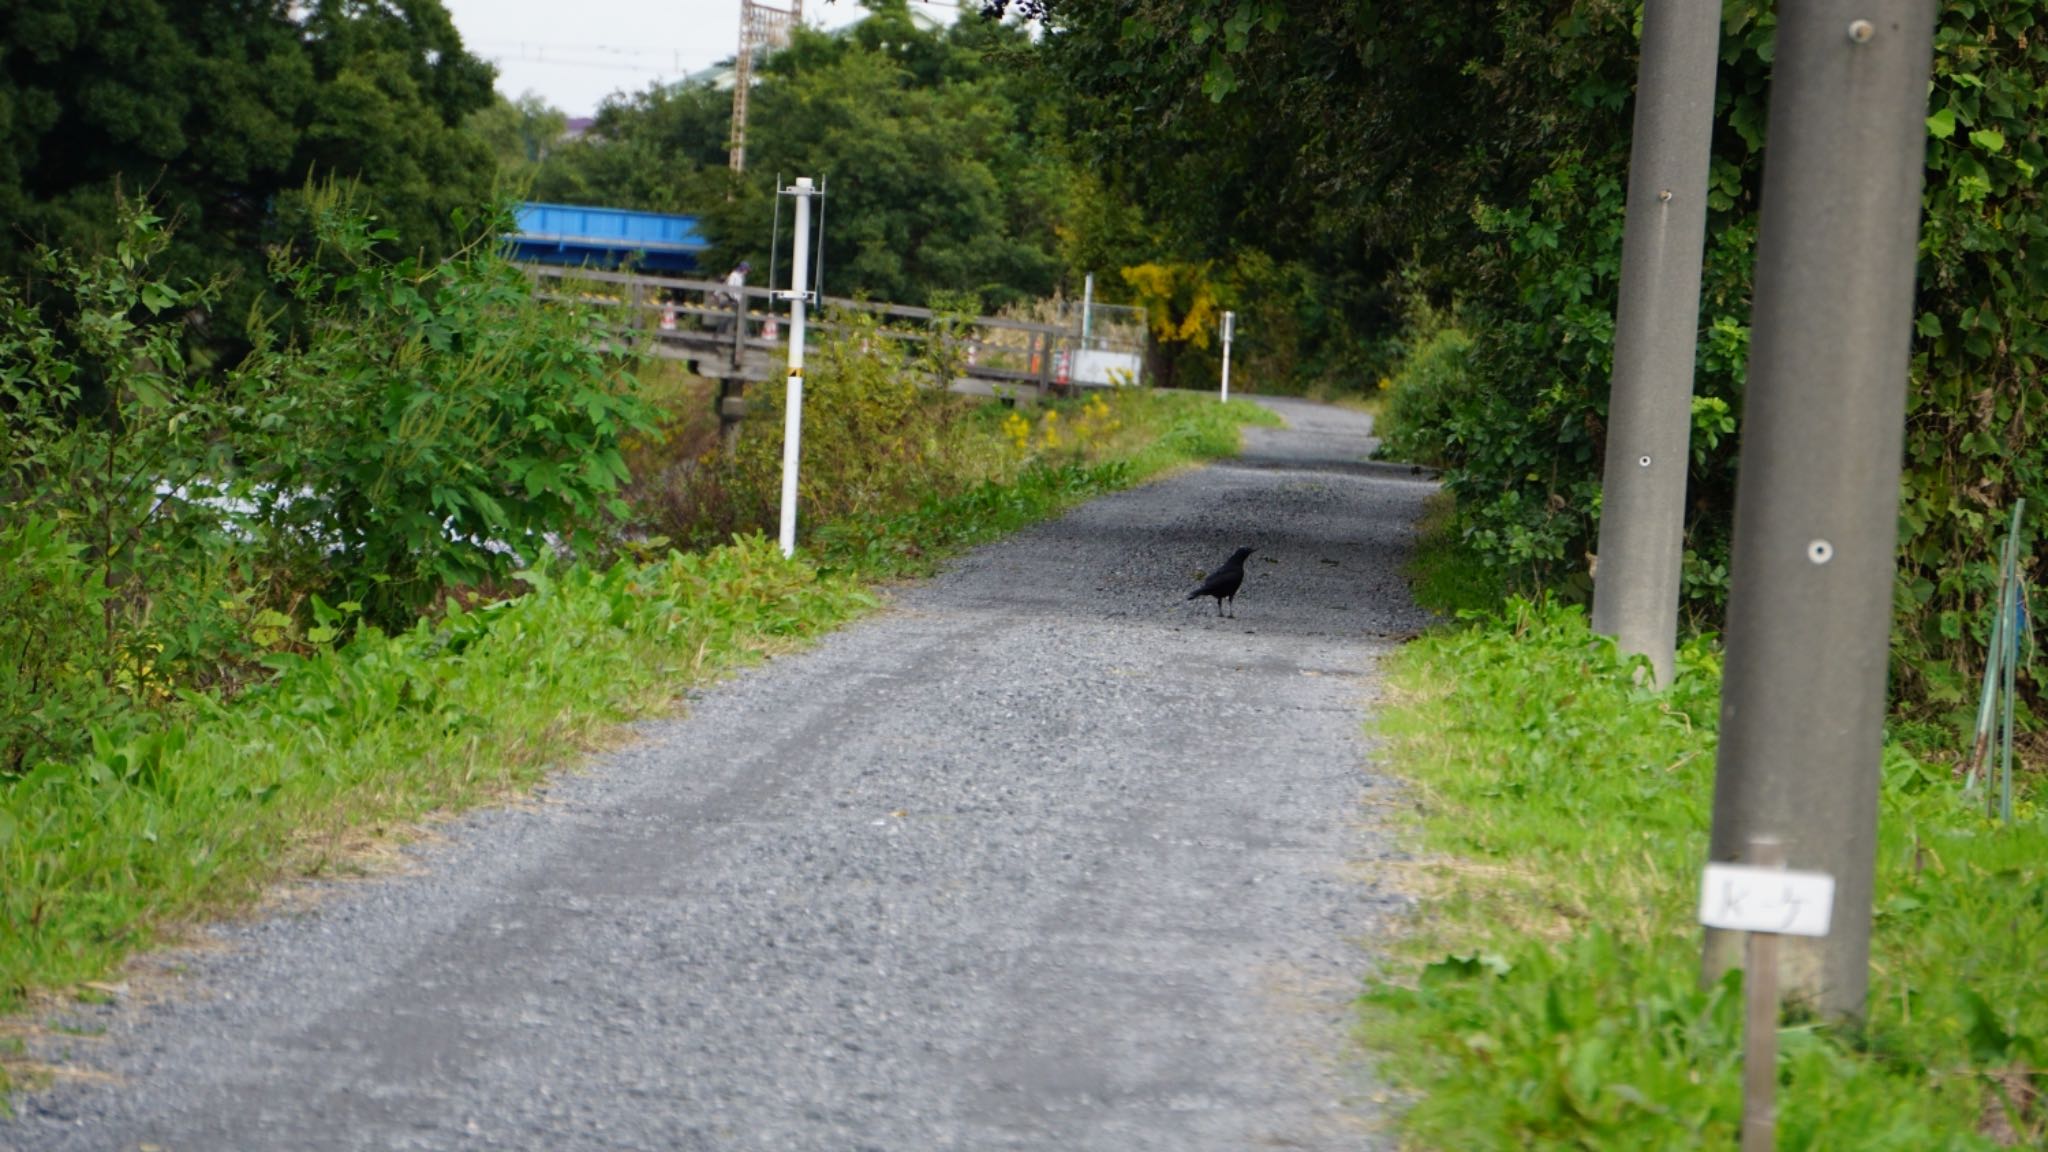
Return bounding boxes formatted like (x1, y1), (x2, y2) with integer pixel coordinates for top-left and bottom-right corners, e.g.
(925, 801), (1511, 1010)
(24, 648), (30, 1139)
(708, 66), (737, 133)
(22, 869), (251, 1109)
(0, 0), (496, 291)
(520, 0), (1071, 311)
(515, 79), (733, 214)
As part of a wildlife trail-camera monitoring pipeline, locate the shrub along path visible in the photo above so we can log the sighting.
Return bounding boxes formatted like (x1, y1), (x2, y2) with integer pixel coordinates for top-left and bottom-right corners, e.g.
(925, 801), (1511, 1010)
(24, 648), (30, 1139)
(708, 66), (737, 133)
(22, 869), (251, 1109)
(5, 397), (1434, 1151)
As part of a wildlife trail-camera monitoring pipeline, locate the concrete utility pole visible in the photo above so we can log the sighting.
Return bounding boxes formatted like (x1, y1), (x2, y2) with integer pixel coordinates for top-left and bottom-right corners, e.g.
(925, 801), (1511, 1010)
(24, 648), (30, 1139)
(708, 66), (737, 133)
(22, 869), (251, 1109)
(1703, 1), (1937, 1020)
(1588, 0), (1723, 688)
(777, 176), (816, 558)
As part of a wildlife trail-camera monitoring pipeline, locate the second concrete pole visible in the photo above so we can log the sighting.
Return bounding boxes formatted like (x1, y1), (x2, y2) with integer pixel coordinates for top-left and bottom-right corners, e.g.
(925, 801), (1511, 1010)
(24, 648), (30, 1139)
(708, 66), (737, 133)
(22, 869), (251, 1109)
(1588, 0), (1723, 687)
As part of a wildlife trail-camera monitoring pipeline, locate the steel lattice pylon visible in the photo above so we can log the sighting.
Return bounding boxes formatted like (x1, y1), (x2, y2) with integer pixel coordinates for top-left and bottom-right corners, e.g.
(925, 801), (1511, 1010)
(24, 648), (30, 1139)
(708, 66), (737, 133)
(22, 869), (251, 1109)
(729, 0), (801, 172)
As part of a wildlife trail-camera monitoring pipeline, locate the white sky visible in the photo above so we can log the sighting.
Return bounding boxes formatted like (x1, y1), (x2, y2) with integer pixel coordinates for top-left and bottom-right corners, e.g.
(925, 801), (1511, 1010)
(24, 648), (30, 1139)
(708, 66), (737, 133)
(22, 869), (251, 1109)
(441, 0), (964, 117)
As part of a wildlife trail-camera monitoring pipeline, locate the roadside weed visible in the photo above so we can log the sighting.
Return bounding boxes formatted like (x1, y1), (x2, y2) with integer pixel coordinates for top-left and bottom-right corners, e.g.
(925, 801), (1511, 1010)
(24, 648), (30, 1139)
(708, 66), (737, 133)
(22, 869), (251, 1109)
(1366, 601), (2046, 1148)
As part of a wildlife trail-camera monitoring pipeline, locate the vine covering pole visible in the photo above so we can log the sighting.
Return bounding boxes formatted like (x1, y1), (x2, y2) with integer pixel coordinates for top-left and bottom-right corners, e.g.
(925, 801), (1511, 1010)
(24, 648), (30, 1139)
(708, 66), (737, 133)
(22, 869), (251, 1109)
(1588, 0), (1722, 688)
(1703, 1), (1937, 1019)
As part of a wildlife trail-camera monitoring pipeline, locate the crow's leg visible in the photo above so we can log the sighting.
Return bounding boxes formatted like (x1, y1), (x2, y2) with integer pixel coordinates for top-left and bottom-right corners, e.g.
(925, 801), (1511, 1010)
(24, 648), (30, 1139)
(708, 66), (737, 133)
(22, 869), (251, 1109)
(1214, 597), (1223, 617)
(1226, 594), (1235, 618)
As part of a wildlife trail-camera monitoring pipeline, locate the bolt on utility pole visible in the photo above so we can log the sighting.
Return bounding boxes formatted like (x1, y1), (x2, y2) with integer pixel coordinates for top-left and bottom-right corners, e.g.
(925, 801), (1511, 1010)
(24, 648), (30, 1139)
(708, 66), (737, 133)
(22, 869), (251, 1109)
(776, 176), (816, 558)
(1702, 1), (1936, 1020)
(1588, 0), (1723, 688)
(1218, 310), (1235, 402)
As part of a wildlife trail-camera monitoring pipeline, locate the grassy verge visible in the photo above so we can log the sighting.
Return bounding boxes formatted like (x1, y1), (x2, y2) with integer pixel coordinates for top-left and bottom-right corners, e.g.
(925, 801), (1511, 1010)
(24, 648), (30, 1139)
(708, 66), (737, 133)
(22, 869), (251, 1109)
(1363, 537), (2047, 1146)
(1401, 492), (1508, 619)
(814, 389), (1280, 578)
(0, 388), (1275, 1092)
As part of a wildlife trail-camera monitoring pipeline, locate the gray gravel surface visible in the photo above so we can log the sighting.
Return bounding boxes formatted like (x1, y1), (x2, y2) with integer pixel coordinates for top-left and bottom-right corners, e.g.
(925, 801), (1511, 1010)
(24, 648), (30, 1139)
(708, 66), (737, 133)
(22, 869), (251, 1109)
(4, 395), (1435, 1152)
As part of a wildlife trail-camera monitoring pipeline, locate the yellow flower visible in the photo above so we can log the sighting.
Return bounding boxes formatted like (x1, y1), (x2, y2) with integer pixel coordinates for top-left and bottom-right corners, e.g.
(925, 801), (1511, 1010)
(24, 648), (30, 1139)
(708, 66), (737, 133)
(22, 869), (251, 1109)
(1002, 409), (1035, 453)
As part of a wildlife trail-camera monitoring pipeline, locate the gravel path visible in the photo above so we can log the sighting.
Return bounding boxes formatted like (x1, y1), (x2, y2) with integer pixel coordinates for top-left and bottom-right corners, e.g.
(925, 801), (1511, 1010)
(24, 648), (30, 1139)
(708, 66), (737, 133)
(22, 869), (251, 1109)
(4, 395), (1435, 1152)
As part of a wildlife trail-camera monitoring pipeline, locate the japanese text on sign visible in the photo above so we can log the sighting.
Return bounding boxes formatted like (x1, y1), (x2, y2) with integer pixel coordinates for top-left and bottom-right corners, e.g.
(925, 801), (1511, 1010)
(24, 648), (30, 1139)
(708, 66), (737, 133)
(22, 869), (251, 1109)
(1698, 863), (1835, 937)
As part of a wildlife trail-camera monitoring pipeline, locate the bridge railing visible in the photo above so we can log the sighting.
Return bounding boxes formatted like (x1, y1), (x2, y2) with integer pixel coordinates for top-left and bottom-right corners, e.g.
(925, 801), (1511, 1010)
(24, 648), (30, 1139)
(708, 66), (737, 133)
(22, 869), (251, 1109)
(523, 265), (1145, 395)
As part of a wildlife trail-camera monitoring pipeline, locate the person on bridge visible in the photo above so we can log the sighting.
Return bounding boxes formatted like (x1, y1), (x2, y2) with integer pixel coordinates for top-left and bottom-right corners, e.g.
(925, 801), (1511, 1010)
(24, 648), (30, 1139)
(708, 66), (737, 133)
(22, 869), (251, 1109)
(711, 260), (751, 334)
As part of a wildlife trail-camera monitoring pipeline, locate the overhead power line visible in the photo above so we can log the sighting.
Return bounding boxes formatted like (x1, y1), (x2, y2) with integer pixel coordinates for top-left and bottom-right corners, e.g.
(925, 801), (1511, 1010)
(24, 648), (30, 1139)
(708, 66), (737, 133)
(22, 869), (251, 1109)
(479, 54), (693, 75)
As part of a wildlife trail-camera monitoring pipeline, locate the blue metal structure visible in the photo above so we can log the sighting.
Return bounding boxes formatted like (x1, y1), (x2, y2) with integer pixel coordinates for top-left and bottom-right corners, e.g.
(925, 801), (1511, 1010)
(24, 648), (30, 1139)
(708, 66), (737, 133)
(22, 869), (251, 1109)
(507, 202), (708, 273)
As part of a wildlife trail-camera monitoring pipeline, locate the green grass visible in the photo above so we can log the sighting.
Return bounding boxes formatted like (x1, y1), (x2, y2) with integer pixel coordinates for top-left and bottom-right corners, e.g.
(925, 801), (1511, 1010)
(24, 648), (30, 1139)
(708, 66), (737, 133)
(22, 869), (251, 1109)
(1363, 597), (2048, 1149)
(0, 387), (1271, 1095)
(1, 541), (868, 1007)
(1403, 491), (1509, 619)
(814, 390), (1281, 578)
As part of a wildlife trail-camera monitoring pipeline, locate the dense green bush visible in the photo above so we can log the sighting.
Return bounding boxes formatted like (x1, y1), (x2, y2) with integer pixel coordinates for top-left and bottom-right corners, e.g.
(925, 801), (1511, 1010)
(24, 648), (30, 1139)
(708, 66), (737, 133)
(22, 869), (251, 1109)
(1, 211), (269, 770)
(244, 199), (657, 623)
(0, 203), (653, 772)
(643, 311), (997, 549)
(0, 515), (115, 774)
(1374, 304), (1473, 468)
(1389, 2), (2048, 713)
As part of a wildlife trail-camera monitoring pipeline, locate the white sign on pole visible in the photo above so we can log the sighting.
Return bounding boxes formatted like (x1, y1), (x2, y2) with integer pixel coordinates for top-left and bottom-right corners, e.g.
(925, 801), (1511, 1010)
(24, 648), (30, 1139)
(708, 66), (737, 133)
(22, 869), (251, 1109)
(1698, 863), (1835, 938)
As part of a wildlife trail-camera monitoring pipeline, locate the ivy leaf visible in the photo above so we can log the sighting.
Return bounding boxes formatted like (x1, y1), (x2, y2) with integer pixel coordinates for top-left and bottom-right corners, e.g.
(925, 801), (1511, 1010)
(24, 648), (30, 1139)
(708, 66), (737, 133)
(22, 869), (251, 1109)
(1201, 55), (1238, 102)
(1968, 128), (2005, 153)
(1926, 107), (1957, 139)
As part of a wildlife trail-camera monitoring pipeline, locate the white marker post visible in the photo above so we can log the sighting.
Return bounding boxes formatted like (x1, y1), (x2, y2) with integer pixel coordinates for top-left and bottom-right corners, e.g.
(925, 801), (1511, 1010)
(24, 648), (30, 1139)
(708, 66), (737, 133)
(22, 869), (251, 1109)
(1219, 310), (1235, 402)
(1699, 841), (1835, 1152)
(776, 177), (816, 559)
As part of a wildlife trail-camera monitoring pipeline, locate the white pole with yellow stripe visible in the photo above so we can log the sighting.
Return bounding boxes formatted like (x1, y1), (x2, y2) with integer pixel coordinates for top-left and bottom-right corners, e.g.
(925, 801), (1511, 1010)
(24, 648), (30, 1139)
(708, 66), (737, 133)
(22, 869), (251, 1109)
(777, 176), (816, 558)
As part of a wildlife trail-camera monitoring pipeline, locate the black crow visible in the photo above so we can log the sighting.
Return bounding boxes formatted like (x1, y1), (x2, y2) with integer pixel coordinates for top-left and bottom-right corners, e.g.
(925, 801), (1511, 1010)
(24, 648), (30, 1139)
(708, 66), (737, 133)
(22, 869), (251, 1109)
(1187, 546), (1255, 617)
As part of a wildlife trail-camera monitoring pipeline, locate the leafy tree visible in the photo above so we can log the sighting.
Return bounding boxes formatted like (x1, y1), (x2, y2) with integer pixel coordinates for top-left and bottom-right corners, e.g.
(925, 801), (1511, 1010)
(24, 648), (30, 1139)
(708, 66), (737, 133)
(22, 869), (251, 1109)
(516, 0), (1070, 310)
(467, 91), (570, 190)
(2, 195), (658, 773)
(0, 0), (495, 304)
(522, 79), (733, 211)
(724, 7), (1066, 309)
(983, 0), (1435, 390)
(1120, 261), (1218, 389)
